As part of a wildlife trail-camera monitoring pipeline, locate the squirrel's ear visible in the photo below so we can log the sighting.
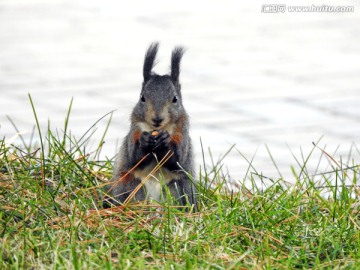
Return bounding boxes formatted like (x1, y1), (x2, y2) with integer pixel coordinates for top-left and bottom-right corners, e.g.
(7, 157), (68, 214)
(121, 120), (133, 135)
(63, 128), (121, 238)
(143, 42), (159, 82)
(171, 46), (185, 84)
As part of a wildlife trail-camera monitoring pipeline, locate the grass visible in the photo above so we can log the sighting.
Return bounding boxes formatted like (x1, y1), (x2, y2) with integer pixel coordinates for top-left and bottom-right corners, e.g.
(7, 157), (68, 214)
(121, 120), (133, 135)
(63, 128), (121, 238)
(1, 98), (360, 269)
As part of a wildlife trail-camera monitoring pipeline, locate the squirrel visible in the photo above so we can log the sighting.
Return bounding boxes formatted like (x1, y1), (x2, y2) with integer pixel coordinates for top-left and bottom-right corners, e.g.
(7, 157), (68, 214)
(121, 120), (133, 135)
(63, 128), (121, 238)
(104, 42), (197, 209)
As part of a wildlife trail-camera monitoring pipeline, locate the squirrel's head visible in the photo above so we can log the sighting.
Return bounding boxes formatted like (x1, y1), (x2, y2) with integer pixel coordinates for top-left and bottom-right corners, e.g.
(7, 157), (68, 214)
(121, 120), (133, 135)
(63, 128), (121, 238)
(132, 42), (187, 132)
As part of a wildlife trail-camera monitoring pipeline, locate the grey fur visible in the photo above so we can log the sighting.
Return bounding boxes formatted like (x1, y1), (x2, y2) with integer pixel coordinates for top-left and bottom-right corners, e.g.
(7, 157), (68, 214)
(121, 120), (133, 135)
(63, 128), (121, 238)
(104, 42), (197, 210)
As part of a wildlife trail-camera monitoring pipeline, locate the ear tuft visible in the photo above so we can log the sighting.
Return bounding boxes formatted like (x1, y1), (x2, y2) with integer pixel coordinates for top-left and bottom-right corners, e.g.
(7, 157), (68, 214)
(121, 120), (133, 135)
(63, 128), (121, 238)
(143, 42), (159, 82)
(171, 46), (185, 83)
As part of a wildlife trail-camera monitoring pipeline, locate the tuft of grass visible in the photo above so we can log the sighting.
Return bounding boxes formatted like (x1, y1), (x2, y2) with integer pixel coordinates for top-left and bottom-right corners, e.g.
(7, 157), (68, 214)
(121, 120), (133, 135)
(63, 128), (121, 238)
(1, 98), (360, 269)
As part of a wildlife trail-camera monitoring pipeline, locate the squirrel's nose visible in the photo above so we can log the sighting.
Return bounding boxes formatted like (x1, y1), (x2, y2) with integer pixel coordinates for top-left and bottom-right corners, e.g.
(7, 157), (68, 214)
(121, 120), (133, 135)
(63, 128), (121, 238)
(152, 117), (163, 127)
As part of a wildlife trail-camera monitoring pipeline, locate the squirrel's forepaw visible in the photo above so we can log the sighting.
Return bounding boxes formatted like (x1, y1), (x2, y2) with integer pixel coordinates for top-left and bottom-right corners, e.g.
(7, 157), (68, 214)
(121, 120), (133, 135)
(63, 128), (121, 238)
(152, 130), (170, 150)
(139, 131), (155, 149)
(139, 130), (170, 151)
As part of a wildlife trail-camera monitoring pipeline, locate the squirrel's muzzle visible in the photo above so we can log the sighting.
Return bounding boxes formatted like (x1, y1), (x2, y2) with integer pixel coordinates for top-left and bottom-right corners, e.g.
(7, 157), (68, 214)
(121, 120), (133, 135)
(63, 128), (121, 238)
(152, 117), (164, 128)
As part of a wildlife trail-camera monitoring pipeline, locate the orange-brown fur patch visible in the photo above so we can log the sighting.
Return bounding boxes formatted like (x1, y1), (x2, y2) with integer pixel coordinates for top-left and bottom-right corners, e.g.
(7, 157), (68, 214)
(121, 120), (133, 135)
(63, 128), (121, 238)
(133, 130), (142, 143)
(118, 171), (134, 183)
(171, 133), (183, 145)
(170, 116), (185, 145)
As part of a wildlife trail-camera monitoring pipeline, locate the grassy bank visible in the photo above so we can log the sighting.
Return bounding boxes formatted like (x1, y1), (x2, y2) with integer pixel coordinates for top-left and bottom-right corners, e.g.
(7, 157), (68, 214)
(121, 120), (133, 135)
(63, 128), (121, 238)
(1, 101), (360, 269)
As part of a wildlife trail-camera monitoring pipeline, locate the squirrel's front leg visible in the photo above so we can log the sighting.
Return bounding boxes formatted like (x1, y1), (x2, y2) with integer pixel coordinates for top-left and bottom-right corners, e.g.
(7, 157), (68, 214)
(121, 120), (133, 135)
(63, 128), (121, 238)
(152, 131), (171, 151)
(138, 131), (157, 150)
(130, 130), (170, 164)
(131, 130), (180, 170)
(152, 130), (181, 170)
(128, 131), (156, 168)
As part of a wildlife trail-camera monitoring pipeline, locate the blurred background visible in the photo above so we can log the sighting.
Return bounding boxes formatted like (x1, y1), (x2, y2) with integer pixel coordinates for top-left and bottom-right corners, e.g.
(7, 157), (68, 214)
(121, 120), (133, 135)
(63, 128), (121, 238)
(1, 0), (360, 182)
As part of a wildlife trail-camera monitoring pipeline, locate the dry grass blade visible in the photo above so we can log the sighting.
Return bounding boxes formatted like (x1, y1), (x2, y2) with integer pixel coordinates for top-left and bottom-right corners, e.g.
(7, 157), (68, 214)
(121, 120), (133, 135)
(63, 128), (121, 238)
(124, 150), (174, 205)
(312, 141), (341, 168)
(107, 153), (151, 192)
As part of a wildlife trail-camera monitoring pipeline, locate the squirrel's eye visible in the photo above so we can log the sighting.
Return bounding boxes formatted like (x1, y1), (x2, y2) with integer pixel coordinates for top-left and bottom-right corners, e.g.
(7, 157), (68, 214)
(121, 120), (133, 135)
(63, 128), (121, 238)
(140, 95), (145, 102)
(172, 95), (178, 103)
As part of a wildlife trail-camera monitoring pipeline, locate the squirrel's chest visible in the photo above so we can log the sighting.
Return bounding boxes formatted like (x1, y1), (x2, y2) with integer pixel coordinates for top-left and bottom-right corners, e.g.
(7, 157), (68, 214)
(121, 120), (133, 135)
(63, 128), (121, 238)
(133, 164), (179, 201)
